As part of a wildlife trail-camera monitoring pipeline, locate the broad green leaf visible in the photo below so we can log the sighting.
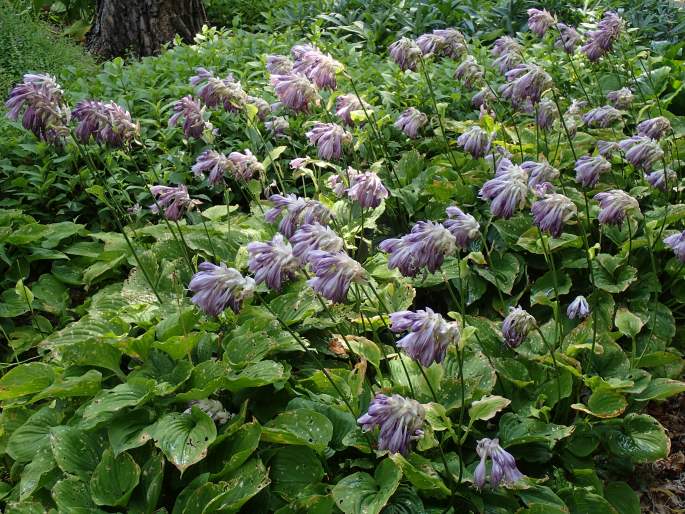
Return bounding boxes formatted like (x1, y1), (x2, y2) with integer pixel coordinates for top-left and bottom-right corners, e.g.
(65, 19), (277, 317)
(498, 413), (574, 449)
(531, 271), (572, 306)
(389, 453), (449, 498)
(51, 426), (108, 480)
(592, 255), (637, 293)
(345, 335), (382, 370)
(0, 362), (55, 401)
(440, 349), (497, 411)
(208, 421), (261, 478)
(19, 447), (56, 501)
(571, 389), (627, 419)
(473, 252), (520, 294)
(604, 482), (640, 514)
(52, 477), (104, 513)
(15, 279), (34, 306)
(614, 308), (644, 338)
(332, 458), (402, 514)
(468, 395), (511, 424)
(224, 360), (290, 391)
(7, 406), (63, 462)
(634, 378), (685, 401)
(604, 414), (670, 463)
(108, 409), (156, 455)
(128, 451), (165, 514)
(558, 486), (617, 514)
(52, 340), (123, 376)
(30, 370), (102, 403)
(177, 360), (230, 401)
(90, 449), (141, 507)
(83, 381), (154, 423)
(261, 409), (333, 453)
(269, 446), (324, 501)
(153, 333), (204, 361)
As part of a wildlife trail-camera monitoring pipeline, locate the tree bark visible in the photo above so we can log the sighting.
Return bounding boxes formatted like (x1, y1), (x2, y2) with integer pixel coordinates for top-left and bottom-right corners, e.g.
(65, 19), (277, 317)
(86, 0), (207, 59)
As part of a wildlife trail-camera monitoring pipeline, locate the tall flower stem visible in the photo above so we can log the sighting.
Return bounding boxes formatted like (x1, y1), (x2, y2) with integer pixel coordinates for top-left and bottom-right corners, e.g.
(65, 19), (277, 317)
(634, 217), (660, 368)
(537, 228), (563, 348)
(554, 24), (592, 104)
(534, 326), (562, 403)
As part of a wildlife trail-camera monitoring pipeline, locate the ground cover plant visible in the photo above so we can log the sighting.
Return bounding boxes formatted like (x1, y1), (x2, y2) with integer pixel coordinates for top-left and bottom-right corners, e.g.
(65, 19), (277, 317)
(1, 2), (685, 513)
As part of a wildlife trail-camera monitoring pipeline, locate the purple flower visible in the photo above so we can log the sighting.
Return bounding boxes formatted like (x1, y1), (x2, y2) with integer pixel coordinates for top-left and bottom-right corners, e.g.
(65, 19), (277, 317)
(597, 140), (620, 157)
(390, 308), (460, 366)
(607, 87), (634, 109)
(292, 46), (342, 89)
(247, 234), (300, 290)
(500, 64), (553, 105)
(555, 23), (582, 53)
(444, 206), (480, 249)
(169, 96), (209, 139)
(380, 221), (456, 277)
(637, 117), (671, 140)
(454, 56), (483, 90)
(291, 223), (344, 263)
(228, 149), (264, 181)
(389, 37), (422, 71)
(265, 116), (289, 136)
(457, 126), (492, 158)
(619, 136), (664, 170)
(266, 54), (293, 74)
(522, 160), (559, 188)
(474, 438), (524, 489)
(327, 167), (358, 196)
(72, 100), (139, 147)
(664, 231), (685, 262)
(270, 73), (319, 113)
(527, 8), (555, 37)
(189, 262), (255, 316)
(335, 94), (370, 125)
(357, 394), (425, 455)
(416, 33), (445, 56)
(246, 96), (271, 120)
(5, 73), (70, 142)
(149, 184), (201, 221)
(306, 122), (352, 160)
(574, 155), (611, 188)
(265, 194), (331, 237)
(581, 11), (623, 62)
(192, 149), (230, 185)
(491, 36), (523, 73)
(536, 99), (558, 131)
(486, 146), (514, 173)
(502, 306), (536, 348)
(582, 105), (623, 128)
(347, 171), (389, 208)
(531, 192), (577, 237)
(479, 164), (529, 219)
(394, 107), (428, 139)
(290, 157), (311, 170)
(473, 88), (496, 110)
(594, 189), (640, 226)
(190, 68), (247, 111)
(417, 28), (467, 60)
(567, 295), (590, 320)
(645, 168), (677, 192)
(307, 250), (366, 303)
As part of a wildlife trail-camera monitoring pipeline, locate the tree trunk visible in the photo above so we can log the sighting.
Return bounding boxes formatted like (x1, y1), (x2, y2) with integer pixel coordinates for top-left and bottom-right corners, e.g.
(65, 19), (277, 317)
(86, 0), (207, 59)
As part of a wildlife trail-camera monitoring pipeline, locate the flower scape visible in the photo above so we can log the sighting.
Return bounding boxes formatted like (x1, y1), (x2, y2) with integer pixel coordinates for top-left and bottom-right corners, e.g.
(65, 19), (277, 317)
(1, 4), (684, 513)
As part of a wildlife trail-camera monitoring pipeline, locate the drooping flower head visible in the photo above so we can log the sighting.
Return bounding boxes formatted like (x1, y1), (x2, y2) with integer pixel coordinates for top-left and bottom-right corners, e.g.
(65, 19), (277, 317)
(357, 394), (425, 455)
(306, 122), (352, 161)
(522, 160), (559, 188)
(527, 8), (556, 37)
(500, 64), (553, 105)
(417, 28), (467, 59)
(5, 73), (70, 142)
(189, 262), (255, 316)
(454, 56), (484, 90)
(473, 87), (496, 110)
(479, 163), (529, 219)
(555, 23), (582, 53)
(72, 100), (139, 147)
(607, 87), (634, 109)
(247, 234), (300, 290)
(574, 155), (611, 188)
(567, 295), (590, 320)
(149, 184), (201, 221)
(491, 36), (523, 74)
(246, 96), (271, 120)
(270, 73), (319, 113)
(266, 54), (293, 74)
(619, 136), (664, 170)
(645, 168), (677, 192)
(380, 221), (456, 277)
(394, 107), (428, 139)
(582, 105), (623, 128)
(502, 306), (536, 348)
(536, 98), (558, 131)
(581, 11), (623, 62)
(347, 171), (389, 208)
(444, 206), (480, 249)
(389, 37), (421, 71)
(664, 231), (685, 262)
(307, 250), (366, 303)
(637, 117), (671, 140)
(192, 149), (230, 185)
(169, 96), (209, 139)
(531, 192), (577, 237)
(457, 126), (492, 158)
(474, 438), (524, 489)
(335, 94), (370, 125)
(190, 67), (247, 112)
(265, 116), (289, 136)
(391, 308), (460, 367)
(327, 167), (359, 197)
(290, 223), (344, 263)
(594, 189), (640, 226)
(265, 194), (331, 237)
(228, 149), (264, 181)
(597, 140), (620, 157)
(292, 45), (343, 89)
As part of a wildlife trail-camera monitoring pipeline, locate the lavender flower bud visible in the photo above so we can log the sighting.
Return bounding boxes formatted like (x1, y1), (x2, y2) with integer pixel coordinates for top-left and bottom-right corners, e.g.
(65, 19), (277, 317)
(265, 194), (331, 237)
(502, 306), (536, 348)
(664, 231), (685, 262)
(555, 23), (582, 53)
(457, 126), (492, 158)
(597, 140), (620, 157)
(454, 56), (484, 90)
(335, 94), (370, 125)
(594, 189), (640, 226)
(475, 438), (524, 488)
(347, 171), (389, 208)
(581, 11), (623, 62)
(531, 192), (577, 237)
(491, 36), (523, 74)
(191, 68), (247, 112)
(391, 308), (460, 366)
(169, 96), (209, 139)
(189, 262), (255, 316)
(444, 206), (480, 249)
(388, 37), (421, 71)
(228, 149), (264, 180)
(527, 8), (556, 37)
(73, 100), (139, 147)
(292, 46), (343, 89)
(270, 73), (319, 113)
(479, 164), (529, 219)
(500, 64), (553, 105)
(192, 149), (230, 185)
(358, 394), (425, 455)
(306, 122), (352, 161)
(522, 160), (559, 188)
(291, 223), (344, 263)
(266, 54), (293, 74)
(582, 105), (623, 128)
(307, 250), (366, 303)
(149, 184), (201, 221)
(380, 221), (456, 277)
(619, 136), (664, 170)
(607, 87), (634, 109)
(637, 117), (671, 140)
(645, 168), (677, 192)
(247, 234), (300, 290)
(574, 155), (611, 188)
(265, 116), (289, 136)
(536, 98), (558, 131)
(394, 107), (428, 139)
(567, 295), (590, 320)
